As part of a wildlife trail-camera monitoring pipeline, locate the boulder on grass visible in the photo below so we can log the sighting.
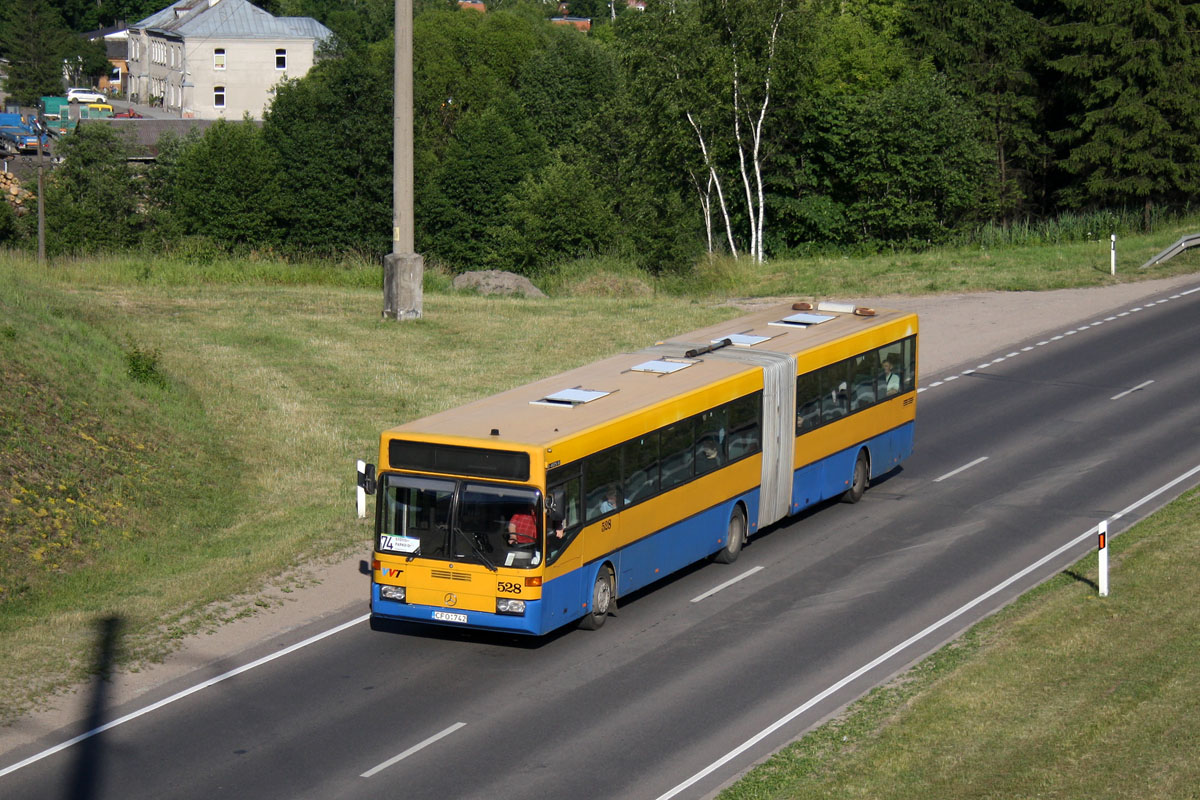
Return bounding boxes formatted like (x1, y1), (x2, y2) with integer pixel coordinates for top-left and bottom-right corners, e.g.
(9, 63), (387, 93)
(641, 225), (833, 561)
(453, 270), (546, 298)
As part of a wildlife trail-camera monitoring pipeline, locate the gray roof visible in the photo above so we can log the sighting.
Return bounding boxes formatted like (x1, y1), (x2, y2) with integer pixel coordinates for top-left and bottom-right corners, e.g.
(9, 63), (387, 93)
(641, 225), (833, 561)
(133, 0), (331, 41)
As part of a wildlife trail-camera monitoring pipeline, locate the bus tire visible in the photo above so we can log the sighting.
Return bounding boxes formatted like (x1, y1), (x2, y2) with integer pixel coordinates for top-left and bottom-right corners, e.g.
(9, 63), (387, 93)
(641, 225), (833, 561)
(578, 564), (615, 630)
(714, 506), (746, 564)
(842, 450), (869, 504)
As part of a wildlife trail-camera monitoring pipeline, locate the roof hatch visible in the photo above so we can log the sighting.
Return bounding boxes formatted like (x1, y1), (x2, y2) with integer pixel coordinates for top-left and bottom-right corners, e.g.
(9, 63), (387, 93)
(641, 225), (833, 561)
(631, 359), (695, 375)
(531, 388), (611, 407)
(768, 312), (835, 328)
(717, 333), (774, 346)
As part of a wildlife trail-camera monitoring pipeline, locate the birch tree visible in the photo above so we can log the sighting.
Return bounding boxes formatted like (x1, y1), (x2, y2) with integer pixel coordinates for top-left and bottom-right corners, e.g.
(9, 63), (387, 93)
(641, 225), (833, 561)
(621, 0), (801, 263)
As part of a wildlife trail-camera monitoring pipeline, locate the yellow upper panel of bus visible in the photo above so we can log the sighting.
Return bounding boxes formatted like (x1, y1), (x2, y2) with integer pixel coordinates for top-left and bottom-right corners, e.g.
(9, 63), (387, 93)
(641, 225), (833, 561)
(384, 301), (917, 453)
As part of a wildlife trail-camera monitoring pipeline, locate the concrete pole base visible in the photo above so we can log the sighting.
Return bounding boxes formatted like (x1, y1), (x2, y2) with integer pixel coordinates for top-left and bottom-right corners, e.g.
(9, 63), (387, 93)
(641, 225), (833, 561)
(383, 251), (424, 320)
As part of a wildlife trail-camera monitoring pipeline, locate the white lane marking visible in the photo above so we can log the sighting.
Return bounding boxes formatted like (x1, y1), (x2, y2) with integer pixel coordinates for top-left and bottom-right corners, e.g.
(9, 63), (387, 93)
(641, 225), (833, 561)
(655, 463), (1200, 800)
(1111, 380), (1154, 401)
(932, 457), (989, 483)
(0, 614), (371, 779)
(361, 722), (467, 778)
(691, 566), (765, 603)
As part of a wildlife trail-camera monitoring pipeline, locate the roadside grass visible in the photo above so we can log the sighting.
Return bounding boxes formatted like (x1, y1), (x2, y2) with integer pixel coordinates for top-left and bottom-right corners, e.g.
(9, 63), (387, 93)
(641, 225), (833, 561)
(1, 221), (1198, 726)
(720, 487), (1200, 800)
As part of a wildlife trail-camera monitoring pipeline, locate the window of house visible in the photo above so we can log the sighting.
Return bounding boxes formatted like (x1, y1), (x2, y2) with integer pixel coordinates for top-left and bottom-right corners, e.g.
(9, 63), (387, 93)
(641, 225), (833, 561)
(275, 48), (287, 70)
(214, 86), (225, 108)
(214, 48), (226, 70)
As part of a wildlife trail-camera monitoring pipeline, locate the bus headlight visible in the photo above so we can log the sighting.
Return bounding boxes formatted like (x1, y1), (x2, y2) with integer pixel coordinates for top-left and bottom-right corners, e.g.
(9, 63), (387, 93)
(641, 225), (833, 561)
(496, 598), (526, 615)
(379, 585), (406, 602)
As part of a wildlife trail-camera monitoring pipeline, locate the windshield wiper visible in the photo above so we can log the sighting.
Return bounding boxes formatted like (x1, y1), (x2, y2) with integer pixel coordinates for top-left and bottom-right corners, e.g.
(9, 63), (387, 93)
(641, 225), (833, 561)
(452, 526), (497, 572)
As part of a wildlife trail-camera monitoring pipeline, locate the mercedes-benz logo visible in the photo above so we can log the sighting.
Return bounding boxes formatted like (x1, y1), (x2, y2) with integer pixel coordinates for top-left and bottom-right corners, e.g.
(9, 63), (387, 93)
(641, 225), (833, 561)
(444, 593), (457, 606)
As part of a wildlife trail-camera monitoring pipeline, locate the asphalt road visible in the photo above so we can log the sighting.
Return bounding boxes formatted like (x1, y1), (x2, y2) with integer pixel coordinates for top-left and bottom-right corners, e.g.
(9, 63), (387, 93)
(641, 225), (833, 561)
(4, 282), (1200, 800)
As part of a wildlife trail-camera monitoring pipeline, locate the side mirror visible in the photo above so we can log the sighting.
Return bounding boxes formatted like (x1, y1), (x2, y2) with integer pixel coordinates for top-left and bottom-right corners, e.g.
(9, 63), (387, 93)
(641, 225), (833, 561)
(356, 461), (376, 520)
(359, 462), (377, 495)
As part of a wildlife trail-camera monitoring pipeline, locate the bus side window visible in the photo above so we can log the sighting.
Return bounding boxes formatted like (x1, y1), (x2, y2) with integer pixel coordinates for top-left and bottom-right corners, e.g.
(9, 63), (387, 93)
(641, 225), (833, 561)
(796, 371), (821, 432)
(727, 392), (761, 460)
(904, 336), (917, 390)
(695, 407), (727, 476)
(622, 433), (660, 504)
(584, 447), (622, 522)
(546, 475), (582, 565)
(877, 341), (904, 396)
(660, 419), (694, 490)
(548, 476), (581, 529)
(819, 362), (849, 421)
(850, 353), (878, 411)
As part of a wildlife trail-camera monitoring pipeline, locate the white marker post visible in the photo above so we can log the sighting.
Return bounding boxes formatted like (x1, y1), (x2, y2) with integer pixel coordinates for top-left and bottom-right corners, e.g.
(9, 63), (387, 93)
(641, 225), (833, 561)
(1098, 520), (1109, 597)
(356, 459), (367, 519)
(1110, 234), (1117, 276)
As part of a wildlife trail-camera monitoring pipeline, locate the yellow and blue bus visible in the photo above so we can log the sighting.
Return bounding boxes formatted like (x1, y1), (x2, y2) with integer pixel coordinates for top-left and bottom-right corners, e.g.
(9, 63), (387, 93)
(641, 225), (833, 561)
(363, 300), (917, 635)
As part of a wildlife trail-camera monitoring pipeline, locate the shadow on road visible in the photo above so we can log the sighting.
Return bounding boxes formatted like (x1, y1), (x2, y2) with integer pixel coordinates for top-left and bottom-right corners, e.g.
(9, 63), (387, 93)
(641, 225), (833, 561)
(66, 615), (122, 800)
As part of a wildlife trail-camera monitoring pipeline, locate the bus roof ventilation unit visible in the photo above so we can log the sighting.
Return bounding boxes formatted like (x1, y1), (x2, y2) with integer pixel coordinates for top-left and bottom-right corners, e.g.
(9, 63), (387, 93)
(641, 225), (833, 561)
(631, 359), (694, 375)
(531, 388), (611, 407)
(792, 301), (877, 317)
(718, 333), (772, 347)
(769, 312), (835, 328)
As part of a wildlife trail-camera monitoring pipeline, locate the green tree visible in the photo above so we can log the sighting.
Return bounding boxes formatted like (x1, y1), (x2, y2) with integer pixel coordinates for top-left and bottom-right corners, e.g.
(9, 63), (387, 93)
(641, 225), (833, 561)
(517, 26), (620, 152)
(902, 0), (1048, 223)
(173, 119), (280, 248)
(419, 105), (548, 269)
(491, 158), (620, 275)
(835, 72), (989, 244)
(62, 36), (112, 87)
(43, 124), (138, 255)
(262, 42), (393, 256)
(141, 127), (203, 245)
(619, 0), (807, 262)
(1048, 0), (1200, 226)
(0, 198), (20, 247)
(0, 0), (71, 106)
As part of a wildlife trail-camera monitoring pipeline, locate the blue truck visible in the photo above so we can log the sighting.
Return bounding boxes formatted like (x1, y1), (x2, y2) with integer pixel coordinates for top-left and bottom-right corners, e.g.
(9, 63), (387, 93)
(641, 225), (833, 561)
(0, 112), (49, 155)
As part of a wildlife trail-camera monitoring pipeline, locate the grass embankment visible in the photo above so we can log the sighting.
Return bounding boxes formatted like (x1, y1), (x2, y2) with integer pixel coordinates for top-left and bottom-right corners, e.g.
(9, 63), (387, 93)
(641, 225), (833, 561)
(721, 487), (1200, 800)
(1, 223), (1198, 730)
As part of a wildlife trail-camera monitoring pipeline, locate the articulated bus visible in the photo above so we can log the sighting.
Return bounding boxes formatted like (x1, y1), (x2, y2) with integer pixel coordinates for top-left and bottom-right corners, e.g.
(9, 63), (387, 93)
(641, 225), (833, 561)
(362, 300), (918, 635)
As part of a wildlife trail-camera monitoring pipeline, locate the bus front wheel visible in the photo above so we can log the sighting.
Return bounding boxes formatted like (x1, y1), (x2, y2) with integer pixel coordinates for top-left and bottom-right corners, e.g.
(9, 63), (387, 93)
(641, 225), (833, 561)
(842, 450), (869, 504)
(714, 507), (746, 564)
(578, 565), (614, 630)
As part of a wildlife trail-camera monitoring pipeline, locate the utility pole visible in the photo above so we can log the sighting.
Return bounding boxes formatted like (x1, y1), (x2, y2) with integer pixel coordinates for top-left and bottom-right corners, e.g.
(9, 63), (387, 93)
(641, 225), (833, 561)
(35, 115), (46, 266)
(382, 0), (423, 321)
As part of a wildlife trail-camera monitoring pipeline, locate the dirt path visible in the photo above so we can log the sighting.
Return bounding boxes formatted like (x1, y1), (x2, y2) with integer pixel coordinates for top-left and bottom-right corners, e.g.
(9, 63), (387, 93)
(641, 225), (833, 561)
(4, 272), (1199, 758)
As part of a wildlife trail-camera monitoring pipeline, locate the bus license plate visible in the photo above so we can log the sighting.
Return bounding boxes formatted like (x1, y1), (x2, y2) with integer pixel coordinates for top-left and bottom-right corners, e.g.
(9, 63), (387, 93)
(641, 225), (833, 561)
(433, 611), (467, 624)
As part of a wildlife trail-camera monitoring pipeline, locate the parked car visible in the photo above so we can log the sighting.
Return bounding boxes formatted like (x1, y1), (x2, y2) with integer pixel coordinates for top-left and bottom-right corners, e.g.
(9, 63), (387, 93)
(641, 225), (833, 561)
(112, 108), (143, 119)
(67, 87), (107, 103)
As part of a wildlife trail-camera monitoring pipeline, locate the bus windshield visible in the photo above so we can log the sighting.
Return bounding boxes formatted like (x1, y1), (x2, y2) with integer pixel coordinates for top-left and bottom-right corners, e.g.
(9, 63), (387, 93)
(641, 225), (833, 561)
(377, 474), (542, 569)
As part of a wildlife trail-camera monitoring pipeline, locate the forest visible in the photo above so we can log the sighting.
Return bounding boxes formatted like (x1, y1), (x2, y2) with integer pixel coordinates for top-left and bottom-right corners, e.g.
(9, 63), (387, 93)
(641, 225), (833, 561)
(2, 0), (1199, 275)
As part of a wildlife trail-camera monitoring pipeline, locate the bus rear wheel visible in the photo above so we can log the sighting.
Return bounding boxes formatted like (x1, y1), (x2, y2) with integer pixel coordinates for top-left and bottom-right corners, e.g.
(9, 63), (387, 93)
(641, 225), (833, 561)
(714, 507), (746, 564)
(578, 565), (614, 630)
(842, 450), (869, 504)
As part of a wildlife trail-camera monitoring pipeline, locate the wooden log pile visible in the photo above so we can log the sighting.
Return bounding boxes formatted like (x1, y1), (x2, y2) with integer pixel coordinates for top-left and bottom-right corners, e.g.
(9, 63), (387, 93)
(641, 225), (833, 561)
(0, 171), (35, 216)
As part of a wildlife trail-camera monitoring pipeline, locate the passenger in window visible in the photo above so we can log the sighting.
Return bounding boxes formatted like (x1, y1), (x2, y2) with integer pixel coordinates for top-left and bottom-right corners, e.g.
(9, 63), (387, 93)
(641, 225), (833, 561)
(883, 359), (900, 396)
(599, 489), (618, 514)
(507, 505), (537, 546)
(698, 438), (721, 466)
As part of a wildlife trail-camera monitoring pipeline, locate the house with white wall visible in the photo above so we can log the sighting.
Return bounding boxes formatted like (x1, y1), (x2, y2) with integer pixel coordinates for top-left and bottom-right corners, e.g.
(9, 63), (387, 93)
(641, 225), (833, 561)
(127, 0), (331, 120)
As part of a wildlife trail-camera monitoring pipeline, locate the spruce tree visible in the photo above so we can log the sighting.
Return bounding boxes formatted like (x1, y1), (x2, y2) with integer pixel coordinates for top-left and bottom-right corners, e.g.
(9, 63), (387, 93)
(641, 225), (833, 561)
(1049, 0), (1200, 226)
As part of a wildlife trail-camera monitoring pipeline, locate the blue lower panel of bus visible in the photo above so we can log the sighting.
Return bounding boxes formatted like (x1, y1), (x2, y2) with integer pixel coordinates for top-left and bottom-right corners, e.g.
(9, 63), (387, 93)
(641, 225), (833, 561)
(371, 585), (549, 635)
(791, 422), (914, 509)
